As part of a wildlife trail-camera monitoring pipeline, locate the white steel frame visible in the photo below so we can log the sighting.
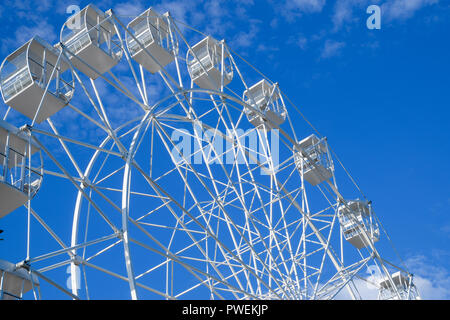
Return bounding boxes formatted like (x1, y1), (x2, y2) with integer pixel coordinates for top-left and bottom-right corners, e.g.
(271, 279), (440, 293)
(0, 6), (419, 301)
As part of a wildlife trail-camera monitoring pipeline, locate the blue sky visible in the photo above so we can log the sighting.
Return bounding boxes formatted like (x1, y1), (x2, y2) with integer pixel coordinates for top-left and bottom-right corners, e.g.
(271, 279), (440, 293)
(0, 0), (449, 299)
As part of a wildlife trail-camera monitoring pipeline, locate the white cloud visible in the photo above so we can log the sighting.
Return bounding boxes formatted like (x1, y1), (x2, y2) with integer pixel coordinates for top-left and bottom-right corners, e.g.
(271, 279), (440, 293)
(0, 1), (60, 53)
(277, 0), (327, 21)
(297, 36), (309, 50)
(289, 0), (327, 13)
(405, 255), (450, 299)
(154, 0), (229, 37)
(155, 0), (194, 22)
(440, 223), (450, 235)
(382, 0), (439, 21)
(202, 0), (234, 37)
(320, 39), (346, 59)
(231, 20), (261, 49)
(334, 255), (450, 300)
(14, 20), (57, 45)
(331, 0), (438, 31)
(153, 0), (257, 49)
(334, 279), (380, 300)
(114, 1), (145, 18)
(287, 34), (309, 50)
(332, 0), (373, 31)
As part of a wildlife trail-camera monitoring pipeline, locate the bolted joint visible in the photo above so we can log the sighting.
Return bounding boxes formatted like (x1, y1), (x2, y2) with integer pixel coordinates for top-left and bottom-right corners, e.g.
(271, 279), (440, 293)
(15, 260), (31, 271)
(82, 177), (91, 188)
(19, 124), (33, 134)
(71, 255), (83, 266)
(116, 230), (124, 240)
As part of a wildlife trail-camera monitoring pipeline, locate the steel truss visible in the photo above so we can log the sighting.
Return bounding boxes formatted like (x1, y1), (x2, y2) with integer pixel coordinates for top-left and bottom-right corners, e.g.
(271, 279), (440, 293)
(0, 6), (419, 300)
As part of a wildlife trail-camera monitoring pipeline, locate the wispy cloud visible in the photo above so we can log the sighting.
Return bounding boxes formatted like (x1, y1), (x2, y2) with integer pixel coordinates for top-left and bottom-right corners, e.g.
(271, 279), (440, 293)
(332, 0), (373, 32)
(406, 255), (450, 299)
(0, 0), (61, 54)
(297, 37), (309, 50)
(331, 0), (439, 31)
(114, 1), (146, 19)
(289, 0), (327, 13)
(382, 0), (440, 21)
(15, 20), (58, 44)
(286, 33), (310, 51)
(334, 254), (450, 300)
(440, 223), (450, 236)
(231, 20), (261, 50)
(276, 0), (327, 21)
(1, 19), (57, 55)
(155, 0), (195, 22)
(320, 39), (346, 59)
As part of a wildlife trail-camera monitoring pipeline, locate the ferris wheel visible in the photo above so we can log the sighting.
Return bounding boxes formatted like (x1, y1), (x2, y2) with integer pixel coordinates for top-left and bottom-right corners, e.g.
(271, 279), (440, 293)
(0, 4), (420, 300)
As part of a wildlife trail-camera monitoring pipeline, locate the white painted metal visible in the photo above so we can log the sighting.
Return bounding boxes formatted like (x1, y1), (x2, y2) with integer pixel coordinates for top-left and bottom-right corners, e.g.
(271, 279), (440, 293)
(126, 8), (177, 74)
(379, 271), (420, 300)
(187, 36), (233, 90)
(0, 182), (28, 219)
(338, 200), (380, 249)
(244, 79), (286, 130)
(0, 259), (39, 300)
(0, 120), (42, 217)
(0, 37), (74, 123)
(294, 134), (333, 186)
(60, 4), (122, 79)
(0, 6), (419, 301)
(0, 120), (39, 168)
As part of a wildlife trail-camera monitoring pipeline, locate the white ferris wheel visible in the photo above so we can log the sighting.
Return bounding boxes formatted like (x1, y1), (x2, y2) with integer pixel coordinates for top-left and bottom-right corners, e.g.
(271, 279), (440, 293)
(0, 4), (420, 300)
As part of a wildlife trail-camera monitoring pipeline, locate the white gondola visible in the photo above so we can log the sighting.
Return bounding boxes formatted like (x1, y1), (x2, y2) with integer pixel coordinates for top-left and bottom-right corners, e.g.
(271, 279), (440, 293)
(60, 4), (122, 79)
(0, 120), (42, 218)
(187, 36), (233, 90)
(338, 200), (380, 249)
(294, 134), (333, 186)
(0, 37), (74, 124)
(378, 271), (420, 300)
(0, 260), (39, 300)
(243, 79), (286, 130)
(126, 8), (177, 74)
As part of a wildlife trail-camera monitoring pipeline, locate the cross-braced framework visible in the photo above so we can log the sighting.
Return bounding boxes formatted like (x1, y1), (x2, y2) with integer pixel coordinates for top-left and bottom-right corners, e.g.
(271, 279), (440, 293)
(0, 4), (420, 300)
